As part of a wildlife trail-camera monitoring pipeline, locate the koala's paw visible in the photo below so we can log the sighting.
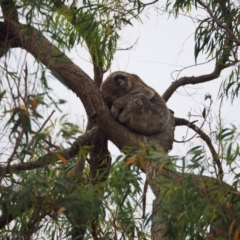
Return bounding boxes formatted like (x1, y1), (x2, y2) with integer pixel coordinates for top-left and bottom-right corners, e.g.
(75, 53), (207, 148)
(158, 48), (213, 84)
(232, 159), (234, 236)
(111, 105), (120, 119)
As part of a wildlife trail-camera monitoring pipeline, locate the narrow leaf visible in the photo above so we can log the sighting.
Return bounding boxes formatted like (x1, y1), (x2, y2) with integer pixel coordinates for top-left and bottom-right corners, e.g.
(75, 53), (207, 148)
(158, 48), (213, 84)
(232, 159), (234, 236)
(56, 153), (68, 164)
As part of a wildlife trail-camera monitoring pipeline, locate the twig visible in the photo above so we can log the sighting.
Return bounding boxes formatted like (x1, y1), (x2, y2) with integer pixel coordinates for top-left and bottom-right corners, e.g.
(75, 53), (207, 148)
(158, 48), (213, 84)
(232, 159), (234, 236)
(175, 99), (213, 143)
(0, 126), (25, 184)
(26, 110), (56, 152)
(175, 117), (223, 180)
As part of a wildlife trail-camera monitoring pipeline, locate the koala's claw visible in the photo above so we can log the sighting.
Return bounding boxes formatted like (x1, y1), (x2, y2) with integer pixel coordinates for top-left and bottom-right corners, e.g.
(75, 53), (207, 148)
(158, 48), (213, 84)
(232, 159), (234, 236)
(111, 107), (119, 119)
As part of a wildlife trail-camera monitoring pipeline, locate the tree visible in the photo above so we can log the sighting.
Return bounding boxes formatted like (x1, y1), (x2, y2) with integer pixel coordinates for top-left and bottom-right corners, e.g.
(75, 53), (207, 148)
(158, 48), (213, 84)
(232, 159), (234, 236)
(0, 0), (240, 239)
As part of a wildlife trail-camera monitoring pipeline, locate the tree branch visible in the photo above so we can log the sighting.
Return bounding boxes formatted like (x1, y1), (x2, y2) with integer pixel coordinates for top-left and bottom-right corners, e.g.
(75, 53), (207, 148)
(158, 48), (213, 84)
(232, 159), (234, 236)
(162, 64), (223, 102)
(0, 20), (174, 152)
(0, 0), (18, 23)
(175, 117), (223, 179)
(162, 0), (237, 103)
(0, 126), (99, 174)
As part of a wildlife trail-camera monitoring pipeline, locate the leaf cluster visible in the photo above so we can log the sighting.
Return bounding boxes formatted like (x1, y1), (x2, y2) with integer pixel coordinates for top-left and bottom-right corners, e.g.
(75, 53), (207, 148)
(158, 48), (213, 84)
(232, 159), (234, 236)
(156, 149), (240, 240)
(16, 0), (148, 71)
(166, 0), (240, 64)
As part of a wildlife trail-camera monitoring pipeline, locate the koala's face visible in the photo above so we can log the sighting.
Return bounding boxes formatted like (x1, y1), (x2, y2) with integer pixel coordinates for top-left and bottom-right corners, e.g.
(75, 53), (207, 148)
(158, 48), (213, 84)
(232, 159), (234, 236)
(101, 71), (132, 102)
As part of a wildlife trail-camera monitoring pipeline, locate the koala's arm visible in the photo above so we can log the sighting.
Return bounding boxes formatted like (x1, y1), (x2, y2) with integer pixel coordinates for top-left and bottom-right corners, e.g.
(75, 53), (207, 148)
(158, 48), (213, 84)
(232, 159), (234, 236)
(110, 95), (131, 119)
(110, 88), (154, 119)
(134, 87), (155, 99)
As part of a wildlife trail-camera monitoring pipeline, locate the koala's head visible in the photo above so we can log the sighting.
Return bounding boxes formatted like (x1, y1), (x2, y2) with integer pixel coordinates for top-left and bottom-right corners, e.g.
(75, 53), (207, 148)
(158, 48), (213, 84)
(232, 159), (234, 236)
(100, 71), (132, 103)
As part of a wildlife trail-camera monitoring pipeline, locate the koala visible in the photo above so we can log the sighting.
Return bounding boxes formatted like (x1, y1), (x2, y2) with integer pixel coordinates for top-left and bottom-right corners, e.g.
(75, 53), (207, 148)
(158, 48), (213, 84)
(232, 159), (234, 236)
(100, 71), (169, 135)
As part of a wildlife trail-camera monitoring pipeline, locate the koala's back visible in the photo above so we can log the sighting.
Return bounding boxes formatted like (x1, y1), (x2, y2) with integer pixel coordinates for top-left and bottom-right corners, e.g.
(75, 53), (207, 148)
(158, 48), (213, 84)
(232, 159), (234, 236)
(101, 71), (169, 135)
(118, 92), (169, 135)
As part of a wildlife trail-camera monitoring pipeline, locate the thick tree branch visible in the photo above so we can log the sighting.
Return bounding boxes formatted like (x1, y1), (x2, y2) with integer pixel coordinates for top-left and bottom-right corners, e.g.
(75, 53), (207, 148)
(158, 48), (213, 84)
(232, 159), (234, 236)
(175, 117), (223, 179)
(0, 20), (174, 152)
(0, 1), (19, 57)
(0, 0), (18, 23)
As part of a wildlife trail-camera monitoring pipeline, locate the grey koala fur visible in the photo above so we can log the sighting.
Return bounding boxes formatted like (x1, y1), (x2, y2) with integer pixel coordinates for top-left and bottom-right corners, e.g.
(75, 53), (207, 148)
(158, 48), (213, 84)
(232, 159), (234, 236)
(100, 71), (169, 135)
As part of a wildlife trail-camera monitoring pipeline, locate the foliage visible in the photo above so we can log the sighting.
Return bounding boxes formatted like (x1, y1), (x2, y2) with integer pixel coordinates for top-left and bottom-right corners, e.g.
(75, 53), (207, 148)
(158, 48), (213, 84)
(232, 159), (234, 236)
(1, 0), (240, 239)
(220, 67), (240, 102)
(157, 145), (240, 240)
(17, 0), (146, 71)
